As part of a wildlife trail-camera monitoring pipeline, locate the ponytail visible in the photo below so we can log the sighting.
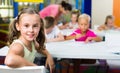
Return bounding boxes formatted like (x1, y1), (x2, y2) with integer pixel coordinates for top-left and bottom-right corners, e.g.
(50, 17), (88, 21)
(8, 19), (20, 44)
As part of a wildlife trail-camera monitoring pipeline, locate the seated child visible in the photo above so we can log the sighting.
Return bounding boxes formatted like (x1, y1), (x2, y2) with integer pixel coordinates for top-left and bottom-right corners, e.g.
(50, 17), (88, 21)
(68, 9), (80, 29)
(65, 13), (102, 43)
(44, 16), (64, 42)
(64, 13), (102, 73)
(97, 15), (119, 31)
(58, 9), (80, 30)
(4, 7), (54, 73)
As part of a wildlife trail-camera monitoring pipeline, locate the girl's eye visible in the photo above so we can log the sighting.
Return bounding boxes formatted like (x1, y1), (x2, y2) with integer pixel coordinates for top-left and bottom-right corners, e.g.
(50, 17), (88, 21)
(33, 24), (39, 27)
(25, 24), (29, 27)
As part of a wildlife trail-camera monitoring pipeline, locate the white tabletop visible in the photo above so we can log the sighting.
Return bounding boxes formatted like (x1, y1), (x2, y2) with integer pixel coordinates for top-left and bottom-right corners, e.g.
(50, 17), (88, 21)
(1, 41), (120, 60)
(46, 41), (120, 59)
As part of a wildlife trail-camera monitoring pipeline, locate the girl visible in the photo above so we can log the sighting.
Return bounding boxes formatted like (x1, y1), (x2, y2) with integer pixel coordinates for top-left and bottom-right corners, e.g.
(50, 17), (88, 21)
(64, 14), (102, 73)
(44, 16), (64, 42)
(98, 15), (118, 31)
(65, 13), (102, 43)
(57, 9), (80, 30)
(68, 9), (80, 29)
(4, 8), (54, 73)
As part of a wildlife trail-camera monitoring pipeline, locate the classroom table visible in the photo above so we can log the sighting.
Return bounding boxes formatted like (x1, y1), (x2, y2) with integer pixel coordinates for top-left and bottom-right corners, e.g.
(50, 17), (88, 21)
(1, 41), (120, 59)
(45, 41), (120, 60)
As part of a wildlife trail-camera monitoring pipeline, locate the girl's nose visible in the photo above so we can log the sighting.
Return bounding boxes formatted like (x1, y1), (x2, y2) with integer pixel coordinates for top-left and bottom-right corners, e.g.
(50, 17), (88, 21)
(29, 27), (33, 32)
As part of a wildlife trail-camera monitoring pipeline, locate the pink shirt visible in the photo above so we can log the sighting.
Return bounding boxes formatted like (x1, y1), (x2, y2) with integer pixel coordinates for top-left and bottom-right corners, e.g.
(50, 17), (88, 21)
(71, 29), (97, 41)
(39, 4), (60, 19)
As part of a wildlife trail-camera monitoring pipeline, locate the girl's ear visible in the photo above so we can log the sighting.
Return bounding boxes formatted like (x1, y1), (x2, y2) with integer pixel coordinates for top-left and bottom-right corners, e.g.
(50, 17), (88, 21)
(88, 23), (90, 28)
(16, 23), (20, 31)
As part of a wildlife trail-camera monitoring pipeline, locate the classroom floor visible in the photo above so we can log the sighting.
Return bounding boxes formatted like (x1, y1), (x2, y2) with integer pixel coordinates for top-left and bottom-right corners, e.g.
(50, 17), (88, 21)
(55, 65), (120, 73)
(55, 61), (120, 73)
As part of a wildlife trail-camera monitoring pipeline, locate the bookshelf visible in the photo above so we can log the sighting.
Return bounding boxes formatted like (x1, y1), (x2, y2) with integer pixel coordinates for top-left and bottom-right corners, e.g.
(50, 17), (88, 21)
(0, 0), (13, 18)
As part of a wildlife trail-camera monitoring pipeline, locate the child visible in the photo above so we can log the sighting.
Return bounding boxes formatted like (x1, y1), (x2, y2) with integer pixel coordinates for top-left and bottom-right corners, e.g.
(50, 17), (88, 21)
(64, 13), (102, 73)
(4, 8), (54, 73)
(58, 9), (80, 30)
(44, 16), (64, 42)
(97, 15), (118, 31)
(68, 9), (80, 29)
(65, 13), (102, 43)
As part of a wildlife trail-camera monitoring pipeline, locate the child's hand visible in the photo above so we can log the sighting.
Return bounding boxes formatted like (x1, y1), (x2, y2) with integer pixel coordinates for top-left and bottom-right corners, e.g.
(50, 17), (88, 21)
(75, 34), (82, 39)
(45, 55), (55, 73)
(85, 37), (93, 43)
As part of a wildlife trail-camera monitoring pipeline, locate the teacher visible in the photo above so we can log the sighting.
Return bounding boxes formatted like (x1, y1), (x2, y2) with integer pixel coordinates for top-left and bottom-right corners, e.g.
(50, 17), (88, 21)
(39, 1), (72, 24)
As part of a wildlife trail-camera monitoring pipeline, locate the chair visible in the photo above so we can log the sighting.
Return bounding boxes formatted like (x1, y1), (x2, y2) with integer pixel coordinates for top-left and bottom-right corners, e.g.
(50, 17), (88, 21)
(0, 65), (47, 73)
(107, 60), (120, 73)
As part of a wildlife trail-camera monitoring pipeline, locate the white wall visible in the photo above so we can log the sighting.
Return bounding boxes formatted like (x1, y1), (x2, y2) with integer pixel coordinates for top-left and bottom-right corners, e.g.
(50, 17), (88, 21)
(92, 0), (113, 29)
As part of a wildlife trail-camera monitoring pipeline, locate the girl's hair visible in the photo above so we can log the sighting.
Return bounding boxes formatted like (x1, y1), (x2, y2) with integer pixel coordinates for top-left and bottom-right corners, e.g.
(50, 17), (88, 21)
(8, 7), (45, 50)
(44, 16), (55, 29)
(78, 13), (91, 23)
(71, 9), (80, 22)
(104, 15), (114, 25)
(60, 1), (72, 11)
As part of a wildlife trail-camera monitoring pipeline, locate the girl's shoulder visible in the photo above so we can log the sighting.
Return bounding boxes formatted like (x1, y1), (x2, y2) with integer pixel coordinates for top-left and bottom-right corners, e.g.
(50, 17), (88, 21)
(87, 29), (95, 33)
(9, 40), (24, 55)
(74, 28), (81, 32)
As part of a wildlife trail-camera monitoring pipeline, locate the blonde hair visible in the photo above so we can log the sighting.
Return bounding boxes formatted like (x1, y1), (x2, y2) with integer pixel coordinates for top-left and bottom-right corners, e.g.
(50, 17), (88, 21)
(78, 13), (91, 23)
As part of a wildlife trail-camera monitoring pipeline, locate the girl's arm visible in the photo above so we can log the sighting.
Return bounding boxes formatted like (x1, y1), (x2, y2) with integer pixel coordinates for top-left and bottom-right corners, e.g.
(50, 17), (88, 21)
(47, 32), (64, 42)
(64, 35), (76, 40)
(35, 41), (54, 73)
(85, 36), (102, 43)
(5, 43), (36, 68)
(65, 33), (82, 40)
(91, 36), (102, 42)
(38, 49), (54, 73)
(97, 24), (107, 31)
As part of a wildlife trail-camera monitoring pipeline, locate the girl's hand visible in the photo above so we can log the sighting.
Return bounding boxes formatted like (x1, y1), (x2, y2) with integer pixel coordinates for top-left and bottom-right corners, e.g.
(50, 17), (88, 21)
(85, 37), (93, 43)
(45, 55), (55, 73)
(75, 34), (82, 39)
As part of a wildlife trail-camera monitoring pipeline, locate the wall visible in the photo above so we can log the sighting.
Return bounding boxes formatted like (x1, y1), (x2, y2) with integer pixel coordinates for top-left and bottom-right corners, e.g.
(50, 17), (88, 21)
(92, 0), (113, 29)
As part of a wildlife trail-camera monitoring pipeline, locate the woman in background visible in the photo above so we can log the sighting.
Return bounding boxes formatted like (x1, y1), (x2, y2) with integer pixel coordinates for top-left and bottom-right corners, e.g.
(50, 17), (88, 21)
(39, 1), (72, 25)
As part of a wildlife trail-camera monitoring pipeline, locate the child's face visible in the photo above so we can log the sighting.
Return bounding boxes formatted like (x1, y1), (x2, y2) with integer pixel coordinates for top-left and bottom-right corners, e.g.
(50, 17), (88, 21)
(107, 18), (114, 27)
(71, 14), (77, 22)
(16, 13), (41, 41)
(78, 18), (89, 32)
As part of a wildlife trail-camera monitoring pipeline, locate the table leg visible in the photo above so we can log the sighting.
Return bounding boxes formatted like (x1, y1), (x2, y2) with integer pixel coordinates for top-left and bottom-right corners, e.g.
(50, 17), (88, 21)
(73, 59), (81, 73)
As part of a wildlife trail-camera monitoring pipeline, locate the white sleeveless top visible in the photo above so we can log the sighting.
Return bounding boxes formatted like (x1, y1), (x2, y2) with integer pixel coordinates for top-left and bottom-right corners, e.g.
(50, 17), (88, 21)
(13, 39), (36, 63)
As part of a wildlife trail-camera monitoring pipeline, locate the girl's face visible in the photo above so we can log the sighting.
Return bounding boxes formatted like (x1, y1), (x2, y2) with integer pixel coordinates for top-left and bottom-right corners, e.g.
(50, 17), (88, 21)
(16, 13), (41, 42)
(107, 18), (114, 27)
(78, 18), (89, 32)
(71, 14), (77, 22)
